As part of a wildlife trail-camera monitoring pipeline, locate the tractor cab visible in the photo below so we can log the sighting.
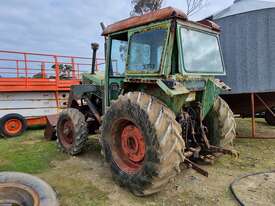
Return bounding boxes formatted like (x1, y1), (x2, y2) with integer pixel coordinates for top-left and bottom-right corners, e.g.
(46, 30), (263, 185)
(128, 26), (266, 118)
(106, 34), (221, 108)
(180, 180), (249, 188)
(102, 7), (228, 115)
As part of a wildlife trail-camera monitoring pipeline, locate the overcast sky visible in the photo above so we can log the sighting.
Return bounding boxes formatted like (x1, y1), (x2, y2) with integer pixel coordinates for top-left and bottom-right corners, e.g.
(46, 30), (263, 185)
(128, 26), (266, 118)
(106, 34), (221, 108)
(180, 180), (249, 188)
(0, 0), (239, 58)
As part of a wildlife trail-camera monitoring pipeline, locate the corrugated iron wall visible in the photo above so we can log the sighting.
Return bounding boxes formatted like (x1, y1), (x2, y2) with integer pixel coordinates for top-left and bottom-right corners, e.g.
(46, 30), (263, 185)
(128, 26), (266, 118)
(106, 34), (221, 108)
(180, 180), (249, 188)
(215, 8), (275, 94)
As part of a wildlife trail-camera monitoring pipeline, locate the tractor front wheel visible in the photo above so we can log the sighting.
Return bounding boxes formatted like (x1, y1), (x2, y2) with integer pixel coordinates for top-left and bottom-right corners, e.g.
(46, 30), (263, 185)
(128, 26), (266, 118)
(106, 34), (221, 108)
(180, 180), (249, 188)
(101, 92), (185, 196)
(205, 96), (236, 147)
(56, 108), (88, 155)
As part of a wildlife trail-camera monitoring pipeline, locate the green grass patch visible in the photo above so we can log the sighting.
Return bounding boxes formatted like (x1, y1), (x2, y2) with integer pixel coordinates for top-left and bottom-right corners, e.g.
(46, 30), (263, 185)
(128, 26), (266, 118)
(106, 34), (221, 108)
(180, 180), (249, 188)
(46, 174), (108, 206)
(0, 129), (67, 173)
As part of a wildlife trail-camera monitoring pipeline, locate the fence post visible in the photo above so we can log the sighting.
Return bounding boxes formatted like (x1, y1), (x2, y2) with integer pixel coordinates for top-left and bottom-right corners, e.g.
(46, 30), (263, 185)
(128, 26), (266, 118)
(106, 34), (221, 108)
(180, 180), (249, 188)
(16, 60), (19, 78)
(77, 64), (80, 79)
(24, 53), (28, 88)
(71, 57), (76, 79)
(41, 62), (46, 78)
(251, 93), (256, 138)
(54, 56), (60, 108)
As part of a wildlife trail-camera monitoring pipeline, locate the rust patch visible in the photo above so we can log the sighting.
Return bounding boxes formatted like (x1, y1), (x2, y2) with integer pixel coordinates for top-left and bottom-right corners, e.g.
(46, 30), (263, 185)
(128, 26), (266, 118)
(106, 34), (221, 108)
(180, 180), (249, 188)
(102, 7), (187, 35)
(197, 19), (221, 32)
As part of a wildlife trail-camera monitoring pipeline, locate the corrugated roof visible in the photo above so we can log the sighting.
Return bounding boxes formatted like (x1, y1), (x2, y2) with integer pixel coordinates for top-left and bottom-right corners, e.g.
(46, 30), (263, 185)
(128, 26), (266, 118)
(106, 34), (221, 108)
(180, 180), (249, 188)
(213, 0), (275, 19)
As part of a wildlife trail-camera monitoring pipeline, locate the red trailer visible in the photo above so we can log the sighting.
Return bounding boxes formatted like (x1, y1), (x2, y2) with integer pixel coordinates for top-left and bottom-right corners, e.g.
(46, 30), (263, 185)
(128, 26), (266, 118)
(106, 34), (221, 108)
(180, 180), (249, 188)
(0, 50), (104, 137)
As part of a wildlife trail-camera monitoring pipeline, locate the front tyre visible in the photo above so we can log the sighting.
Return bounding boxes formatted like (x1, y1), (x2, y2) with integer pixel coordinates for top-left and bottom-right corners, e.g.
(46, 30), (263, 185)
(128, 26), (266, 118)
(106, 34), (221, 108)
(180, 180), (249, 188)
(205, 96), (236, 147)
(56, 108), (88, 155)
(101, 92), (185, 196)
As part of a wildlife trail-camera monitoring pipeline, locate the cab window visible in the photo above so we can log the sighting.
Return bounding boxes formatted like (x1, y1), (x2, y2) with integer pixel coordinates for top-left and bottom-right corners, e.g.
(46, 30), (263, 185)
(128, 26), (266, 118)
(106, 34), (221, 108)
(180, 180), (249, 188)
(128, 29), (167, 73)
(109, 33), (128, 76)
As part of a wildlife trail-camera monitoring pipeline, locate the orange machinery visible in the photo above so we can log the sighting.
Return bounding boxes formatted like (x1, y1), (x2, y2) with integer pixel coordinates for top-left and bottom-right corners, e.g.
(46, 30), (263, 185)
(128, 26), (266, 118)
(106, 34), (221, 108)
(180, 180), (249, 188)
(0, 50), (104, 137)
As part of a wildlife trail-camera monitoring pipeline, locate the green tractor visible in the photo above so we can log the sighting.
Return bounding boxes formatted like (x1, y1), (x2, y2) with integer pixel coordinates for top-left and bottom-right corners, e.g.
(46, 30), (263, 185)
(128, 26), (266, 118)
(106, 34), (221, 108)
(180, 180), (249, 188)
(55, 7), (237, 196)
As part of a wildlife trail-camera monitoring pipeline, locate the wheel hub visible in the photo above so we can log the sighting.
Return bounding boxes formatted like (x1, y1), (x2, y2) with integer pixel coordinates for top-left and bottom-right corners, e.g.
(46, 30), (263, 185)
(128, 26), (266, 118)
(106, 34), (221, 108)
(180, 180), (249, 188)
(4, 119), (22, 135)
(121, 125), (145, 163)
(59, 119), (74, 147)
(0, 183), (40, 206)
(111, 120), (146, 174)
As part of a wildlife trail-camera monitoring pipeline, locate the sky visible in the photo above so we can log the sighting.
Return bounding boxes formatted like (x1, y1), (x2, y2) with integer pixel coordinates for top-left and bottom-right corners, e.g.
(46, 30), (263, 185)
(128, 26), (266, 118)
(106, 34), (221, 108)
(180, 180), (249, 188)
(0, 0), (241, 58)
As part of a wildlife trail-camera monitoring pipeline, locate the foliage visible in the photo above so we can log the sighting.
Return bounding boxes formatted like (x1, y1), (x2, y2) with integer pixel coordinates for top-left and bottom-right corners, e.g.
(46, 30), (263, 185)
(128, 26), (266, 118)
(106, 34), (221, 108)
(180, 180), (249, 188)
(130, 0), (164, 16)
(32, 72), (47, 79)
(51, 64), (73, 79)
(130, 0), (207, 17)
(185, 0), (207, 17)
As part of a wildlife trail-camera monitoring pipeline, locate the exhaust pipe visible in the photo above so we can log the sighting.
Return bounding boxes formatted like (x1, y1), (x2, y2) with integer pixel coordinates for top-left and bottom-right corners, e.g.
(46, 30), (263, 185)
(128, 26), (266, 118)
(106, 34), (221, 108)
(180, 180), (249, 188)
(91, 43), (99, 74)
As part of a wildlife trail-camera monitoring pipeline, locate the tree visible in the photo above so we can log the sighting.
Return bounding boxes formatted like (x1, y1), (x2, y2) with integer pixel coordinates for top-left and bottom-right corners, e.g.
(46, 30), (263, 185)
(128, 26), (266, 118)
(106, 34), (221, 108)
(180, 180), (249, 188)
(51, 64), (73, 79)
(130, 0), (164, 16)
(185, 0), (207, 17)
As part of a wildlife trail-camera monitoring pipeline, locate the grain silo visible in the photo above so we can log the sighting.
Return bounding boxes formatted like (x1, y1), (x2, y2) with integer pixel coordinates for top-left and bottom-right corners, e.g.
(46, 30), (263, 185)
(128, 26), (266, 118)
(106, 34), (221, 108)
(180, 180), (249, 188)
(209, 0), (275, 128)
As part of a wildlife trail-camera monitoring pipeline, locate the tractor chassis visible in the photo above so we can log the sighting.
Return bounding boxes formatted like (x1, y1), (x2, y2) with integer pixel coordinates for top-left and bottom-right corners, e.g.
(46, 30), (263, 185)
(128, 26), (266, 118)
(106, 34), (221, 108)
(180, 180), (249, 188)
(178, 102), (238, 177)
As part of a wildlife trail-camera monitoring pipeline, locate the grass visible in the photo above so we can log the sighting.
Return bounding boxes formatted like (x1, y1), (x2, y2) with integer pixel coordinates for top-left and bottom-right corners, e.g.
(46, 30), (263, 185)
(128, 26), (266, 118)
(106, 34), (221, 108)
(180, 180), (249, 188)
(0, 129), (67, 173)
(236, 118), (275, 137)
(0, 118), (274, 205)
(41, 169), (108, 206)
(0, 129), (108, 205)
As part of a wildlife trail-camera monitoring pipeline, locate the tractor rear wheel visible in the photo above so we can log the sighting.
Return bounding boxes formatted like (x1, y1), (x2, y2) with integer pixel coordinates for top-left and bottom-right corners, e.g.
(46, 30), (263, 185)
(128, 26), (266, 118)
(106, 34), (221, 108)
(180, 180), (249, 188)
(205, 96), (236, 147)
(264, 107), (275, 126)
(101, 92), (185, 196)
(56, 108), (88, 155)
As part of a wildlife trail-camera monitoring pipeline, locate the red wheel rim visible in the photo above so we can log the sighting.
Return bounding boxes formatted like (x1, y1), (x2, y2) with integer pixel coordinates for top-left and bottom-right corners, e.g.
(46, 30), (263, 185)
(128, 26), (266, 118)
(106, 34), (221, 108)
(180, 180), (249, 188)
(59, 119), (74, 148)
(111, 120), (146, 174)
(4, 119), (22, 135)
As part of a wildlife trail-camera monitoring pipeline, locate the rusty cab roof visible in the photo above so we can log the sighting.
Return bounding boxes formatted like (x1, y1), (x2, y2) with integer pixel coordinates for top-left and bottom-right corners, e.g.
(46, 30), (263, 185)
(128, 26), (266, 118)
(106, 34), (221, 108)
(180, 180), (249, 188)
(102, 7), (220, 36)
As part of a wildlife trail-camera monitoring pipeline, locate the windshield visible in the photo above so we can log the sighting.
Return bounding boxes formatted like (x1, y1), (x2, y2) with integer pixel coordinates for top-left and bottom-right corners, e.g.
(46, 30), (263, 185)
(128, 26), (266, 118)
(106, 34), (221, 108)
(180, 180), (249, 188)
(128, 29), (167, 73)
(180, 27), (224, 74)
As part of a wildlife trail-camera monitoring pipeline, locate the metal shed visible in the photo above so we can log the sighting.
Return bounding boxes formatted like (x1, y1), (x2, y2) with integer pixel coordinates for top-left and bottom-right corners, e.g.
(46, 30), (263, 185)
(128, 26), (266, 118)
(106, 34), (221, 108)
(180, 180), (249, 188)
(213, 0), (275, 93)
(209, 0), (275, 135)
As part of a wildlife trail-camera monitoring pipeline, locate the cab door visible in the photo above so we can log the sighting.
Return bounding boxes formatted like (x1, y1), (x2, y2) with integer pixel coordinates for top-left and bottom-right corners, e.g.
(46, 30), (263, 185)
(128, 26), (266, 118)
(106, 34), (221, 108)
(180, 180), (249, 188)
(104, 32), (128, 111)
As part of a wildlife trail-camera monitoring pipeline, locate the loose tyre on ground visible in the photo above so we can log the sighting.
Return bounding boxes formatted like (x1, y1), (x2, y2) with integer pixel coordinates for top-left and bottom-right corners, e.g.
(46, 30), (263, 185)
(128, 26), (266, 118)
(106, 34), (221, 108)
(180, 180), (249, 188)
(0, 113), (27, 137)
(264, 108), (275, 126)
(205, 96), (236, 147)
(56, 108), (88, 155)
(101, 92), (185, 196)
(0, 172), (59, 206)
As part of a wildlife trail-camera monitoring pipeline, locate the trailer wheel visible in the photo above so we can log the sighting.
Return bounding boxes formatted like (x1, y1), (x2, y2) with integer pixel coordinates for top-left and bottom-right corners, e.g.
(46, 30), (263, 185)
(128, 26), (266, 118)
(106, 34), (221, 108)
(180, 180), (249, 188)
(264, 107), (275, 126)
(56, 108), (88, 155)
(0, 172), (59, 206)
(101, 92), (185, 196)
(0, 113), (27, 137)
(205, 96), (236, 147)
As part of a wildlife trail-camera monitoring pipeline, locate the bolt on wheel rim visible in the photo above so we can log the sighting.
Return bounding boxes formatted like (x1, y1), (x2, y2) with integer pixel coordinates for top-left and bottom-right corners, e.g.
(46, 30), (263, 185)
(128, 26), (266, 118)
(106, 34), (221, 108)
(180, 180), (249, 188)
(112, 120), (146, 174)
(121, 125), (145, 163)
(59, 119), (74, 148)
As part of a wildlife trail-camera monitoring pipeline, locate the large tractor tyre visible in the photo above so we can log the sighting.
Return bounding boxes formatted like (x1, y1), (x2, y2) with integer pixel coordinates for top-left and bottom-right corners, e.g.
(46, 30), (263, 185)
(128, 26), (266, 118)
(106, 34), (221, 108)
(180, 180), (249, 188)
(56, 108), (88, 155)
(0, 172), (59, 206)
(205, 96), (236, 147)
(101, 92), (185, 196)
(0, 113), (27, 137)
(264, 108), (275, 126)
